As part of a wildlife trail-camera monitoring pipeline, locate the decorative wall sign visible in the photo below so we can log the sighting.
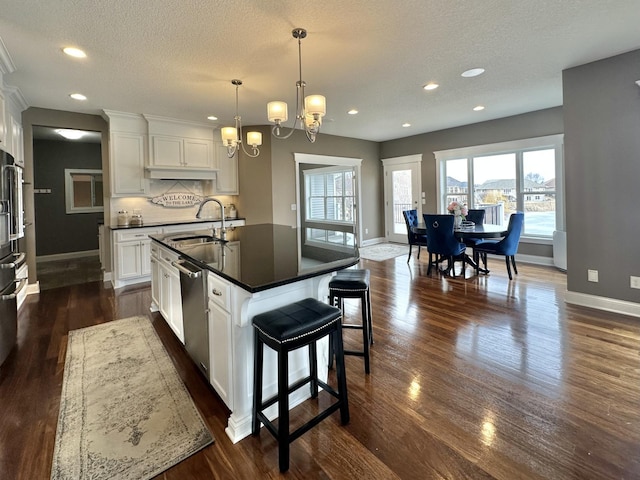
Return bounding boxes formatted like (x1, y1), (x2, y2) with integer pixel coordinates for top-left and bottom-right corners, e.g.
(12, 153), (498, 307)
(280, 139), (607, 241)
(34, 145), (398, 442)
(150, 182), (203, 207)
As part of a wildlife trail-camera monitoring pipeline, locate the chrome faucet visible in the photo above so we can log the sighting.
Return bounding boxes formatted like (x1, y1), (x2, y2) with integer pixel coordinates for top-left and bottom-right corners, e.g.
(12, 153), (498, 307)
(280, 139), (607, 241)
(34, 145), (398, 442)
(196, 197), (226, 240)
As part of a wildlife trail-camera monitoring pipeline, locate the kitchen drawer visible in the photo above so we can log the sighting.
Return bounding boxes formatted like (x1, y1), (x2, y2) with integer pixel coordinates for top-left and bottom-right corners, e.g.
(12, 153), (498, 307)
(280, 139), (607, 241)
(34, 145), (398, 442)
(157, 245), (180, 265)
(115, 228), (162, 242)
(208, 272), (230, 311)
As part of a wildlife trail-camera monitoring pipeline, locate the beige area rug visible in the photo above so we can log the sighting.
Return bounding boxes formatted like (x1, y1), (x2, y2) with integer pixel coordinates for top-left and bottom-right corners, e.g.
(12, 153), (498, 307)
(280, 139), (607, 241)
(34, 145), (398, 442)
(359, 242), (408, 261)
(51, 316), (214, 480)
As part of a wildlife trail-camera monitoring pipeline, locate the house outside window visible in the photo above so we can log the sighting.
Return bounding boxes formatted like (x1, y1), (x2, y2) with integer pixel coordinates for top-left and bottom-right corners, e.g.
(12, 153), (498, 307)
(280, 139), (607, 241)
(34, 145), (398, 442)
(435, 134), (563, 239)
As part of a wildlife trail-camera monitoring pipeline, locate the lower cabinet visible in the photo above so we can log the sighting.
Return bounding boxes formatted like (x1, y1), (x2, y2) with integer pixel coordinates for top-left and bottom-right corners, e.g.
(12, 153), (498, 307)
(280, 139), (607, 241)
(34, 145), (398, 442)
(207, 272), (233, 408)
(112, 227), (161, 288)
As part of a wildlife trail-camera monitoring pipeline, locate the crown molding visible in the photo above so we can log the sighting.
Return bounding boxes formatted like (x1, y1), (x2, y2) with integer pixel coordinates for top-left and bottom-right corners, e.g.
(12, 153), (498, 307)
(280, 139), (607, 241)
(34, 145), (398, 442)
(3, 85), (29, 111)
(0, 37), (16, 75)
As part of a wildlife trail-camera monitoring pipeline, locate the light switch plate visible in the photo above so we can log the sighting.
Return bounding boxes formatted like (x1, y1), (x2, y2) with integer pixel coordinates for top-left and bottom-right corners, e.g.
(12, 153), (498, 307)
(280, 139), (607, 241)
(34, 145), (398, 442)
(588, 269), (598, 282)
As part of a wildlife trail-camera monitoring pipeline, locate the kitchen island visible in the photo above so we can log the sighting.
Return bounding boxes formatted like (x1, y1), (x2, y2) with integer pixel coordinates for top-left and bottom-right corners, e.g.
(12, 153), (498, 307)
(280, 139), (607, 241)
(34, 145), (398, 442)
(149, 223), (359, 443)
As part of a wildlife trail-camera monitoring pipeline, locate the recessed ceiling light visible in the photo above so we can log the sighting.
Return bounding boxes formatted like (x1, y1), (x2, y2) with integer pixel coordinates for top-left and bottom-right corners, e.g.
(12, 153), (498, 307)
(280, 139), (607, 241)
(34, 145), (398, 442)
(69, 93), (87, 101)
(63, 47), (86, 58)
(402, 123), (411, 128)
(55, 129), (86, 140)
(347, 109), (358, 115)
(461, 68), (485, 78)
(207, 116), (218, 121)
(473, 105), (485, 111)
(423, 83), (439, 91)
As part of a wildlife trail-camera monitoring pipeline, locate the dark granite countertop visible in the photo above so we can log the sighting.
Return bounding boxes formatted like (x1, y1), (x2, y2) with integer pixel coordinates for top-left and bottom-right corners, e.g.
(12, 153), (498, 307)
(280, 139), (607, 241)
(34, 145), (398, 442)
(109, 217), (245, 230)
(150, 223), (359, 293)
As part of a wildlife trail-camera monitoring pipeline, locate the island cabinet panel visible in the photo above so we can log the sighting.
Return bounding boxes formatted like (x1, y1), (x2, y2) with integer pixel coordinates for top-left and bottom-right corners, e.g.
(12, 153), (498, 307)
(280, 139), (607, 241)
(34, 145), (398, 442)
(151, 243), (184, 343)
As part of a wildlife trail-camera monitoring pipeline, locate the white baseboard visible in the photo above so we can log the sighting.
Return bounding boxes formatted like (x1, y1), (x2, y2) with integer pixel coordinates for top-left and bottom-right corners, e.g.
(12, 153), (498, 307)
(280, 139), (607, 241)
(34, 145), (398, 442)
(565, 291), (640, 318)
(103, 271), (112, 283)
(26, 281), (40, 295)
(361, 237), (387, 247)
(36, 250), (99, 262)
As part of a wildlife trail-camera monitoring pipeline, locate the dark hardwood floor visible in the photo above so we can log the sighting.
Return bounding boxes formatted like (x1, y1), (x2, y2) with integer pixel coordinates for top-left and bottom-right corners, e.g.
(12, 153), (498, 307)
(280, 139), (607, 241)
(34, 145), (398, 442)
(2, 254), (640, 479)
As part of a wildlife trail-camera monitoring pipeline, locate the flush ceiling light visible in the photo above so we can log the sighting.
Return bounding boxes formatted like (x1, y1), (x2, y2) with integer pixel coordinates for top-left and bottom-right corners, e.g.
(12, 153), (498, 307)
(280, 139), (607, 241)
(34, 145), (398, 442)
(268, 28), (325, 143)
(63, 47), (86, 58)
(207, 115), (218, 121)
(461, 68), (485, 78)
(55, 129), (86, 140)
(423, 83), (439, 90)
(220, 79), (262, 158)
(402, 123), (411, 128)
(473, 105), (485, 111)
(69, 93), (87, 101)
(347, 109), (358, 115)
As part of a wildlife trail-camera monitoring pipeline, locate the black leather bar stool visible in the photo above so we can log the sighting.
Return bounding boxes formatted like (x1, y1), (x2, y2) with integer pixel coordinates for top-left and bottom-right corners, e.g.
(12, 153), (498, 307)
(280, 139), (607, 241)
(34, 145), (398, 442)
(328, 269), (373, 374)
(251, 298), (350, 472)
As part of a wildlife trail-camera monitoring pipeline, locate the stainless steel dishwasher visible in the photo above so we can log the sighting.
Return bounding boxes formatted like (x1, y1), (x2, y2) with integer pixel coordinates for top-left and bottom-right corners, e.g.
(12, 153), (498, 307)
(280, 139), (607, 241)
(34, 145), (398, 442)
(172, 258), (209, 379)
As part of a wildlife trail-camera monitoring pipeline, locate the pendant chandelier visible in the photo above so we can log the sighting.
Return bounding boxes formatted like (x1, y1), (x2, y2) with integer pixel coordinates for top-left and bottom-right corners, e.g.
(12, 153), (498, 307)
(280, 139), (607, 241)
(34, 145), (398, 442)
(267, 28), (326, 143)
(220, 79), (262, 158)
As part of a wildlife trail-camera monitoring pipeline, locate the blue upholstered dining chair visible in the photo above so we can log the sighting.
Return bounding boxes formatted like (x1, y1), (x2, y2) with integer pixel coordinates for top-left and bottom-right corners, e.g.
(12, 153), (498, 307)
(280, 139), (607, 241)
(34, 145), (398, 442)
(463, 208), (487, 265)
(465, 209), (486, 225)
(422, 214), (466, 276)
(473, 212), (524, 280)
(402, 209), (428, 262)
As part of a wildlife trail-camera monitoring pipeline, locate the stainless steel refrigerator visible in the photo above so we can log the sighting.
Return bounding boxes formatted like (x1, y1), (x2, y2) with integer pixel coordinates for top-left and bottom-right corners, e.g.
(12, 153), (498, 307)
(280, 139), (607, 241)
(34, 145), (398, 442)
(1, 150), (26, 367)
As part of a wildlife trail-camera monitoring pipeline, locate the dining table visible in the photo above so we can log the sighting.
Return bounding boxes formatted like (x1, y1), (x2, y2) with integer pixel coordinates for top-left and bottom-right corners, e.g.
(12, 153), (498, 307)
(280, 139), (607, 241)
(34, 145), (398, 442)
(411, 223), (508, 274)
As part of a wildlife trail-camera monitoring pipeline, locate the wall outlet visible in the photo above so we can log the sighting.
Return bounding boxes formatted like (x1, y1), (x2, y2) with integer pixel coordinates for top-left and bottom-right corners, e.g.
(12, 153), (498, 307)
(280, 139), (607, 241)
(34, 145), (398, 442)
(588, 269), (599, 282)
(290, 204), (297, 211)
(365, 228), (369, 234)
(631, 276), (640, 289)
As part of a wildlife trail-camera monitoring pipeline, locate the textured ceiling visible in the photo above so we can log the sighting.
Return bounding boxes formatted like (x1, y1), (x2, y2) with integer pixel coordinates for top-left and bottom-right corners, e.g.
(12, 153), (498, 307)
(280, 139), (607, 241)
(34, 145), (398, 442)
(1, 0), (640, 142)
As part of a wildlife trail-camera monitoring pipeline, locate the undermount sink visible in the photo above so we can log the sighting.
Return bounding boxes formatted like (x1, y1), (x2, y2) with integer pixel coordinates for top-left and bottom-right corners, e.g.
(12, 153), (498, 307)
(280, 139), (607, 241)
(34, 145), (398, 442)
(166, 234), (217, 248)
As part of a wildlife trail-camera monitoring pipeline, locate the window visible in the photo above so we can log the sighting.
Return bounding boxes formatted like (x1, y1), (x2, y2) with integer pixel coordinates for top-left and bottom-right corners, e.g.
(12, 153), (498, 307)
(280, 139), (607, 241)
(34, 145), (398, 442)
(65, 168), (104, 214)
(435, 135), (563, 238)
(303, 165), (356, 247)
(305, 167), (355, 223)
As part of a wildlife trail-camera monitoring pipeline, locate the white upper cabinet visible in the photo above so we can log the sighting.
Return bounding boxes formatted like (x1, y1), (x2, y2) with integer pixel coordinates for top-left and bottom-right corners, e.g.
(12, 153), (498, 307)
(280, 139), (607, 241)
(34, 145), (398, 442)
(10, 115), (24, 167)
(213, 141), (239, 194)
(0, 91), (6, 148)
(145, 115), (216, 179)
(103, 111), (148, 196)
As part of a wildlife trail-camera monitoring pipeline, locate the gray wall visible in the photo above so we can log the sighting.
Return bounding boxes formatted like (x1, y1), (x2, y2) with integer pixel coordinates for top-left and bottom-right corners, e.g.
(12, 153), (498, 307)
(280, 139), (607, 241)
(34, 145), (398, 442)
(379, 107), (564, 257)
(238, 126), (382, 243)
(563, 49), (640, 303)
(33, 139), (103, 256)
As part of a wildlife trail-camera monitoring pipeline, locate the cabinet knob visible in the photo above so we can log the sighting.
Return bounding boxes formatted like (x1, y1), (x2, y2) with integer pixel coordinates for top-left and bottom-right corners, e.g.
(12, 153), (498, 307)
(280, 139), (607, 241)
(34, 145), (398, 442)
(211, 288), (223, 296)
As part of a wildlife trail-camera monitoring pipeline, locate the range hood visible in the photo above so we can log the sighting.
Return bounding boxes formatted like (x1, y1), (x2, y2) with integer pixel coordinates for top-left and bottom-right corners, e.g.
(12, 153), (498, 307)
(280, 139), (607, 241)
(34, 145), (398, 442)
(145, 166), (218, 180)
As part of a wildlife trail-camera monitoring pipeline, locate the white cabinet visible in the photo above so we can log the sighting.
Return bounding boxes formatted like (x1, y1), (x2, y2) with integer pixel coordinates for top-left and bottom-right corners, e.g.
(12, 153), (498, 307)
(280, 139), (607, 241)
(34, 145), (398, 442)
(111, 132), (147, 195)
(0, 91), (5, 147)
(151, 242), (184, 343)
(112, 227), (161, 288)
(10, 115), (24, 166)
(213, 141), (239, 194)
(207, 272), (233, 408)
(103, 111), (148, 196)
(150, 135), (213, 169)
(145, 115), (216, 179)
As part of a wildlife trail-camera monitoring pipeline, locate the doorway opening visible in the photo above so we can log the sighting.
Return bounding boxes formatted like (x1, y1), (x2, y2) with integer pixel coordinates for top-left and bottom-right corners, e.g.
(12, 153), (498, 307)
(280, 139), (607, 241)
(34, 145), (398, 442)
(382, 155), (422, 243)
(33, 126), (103, 290)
